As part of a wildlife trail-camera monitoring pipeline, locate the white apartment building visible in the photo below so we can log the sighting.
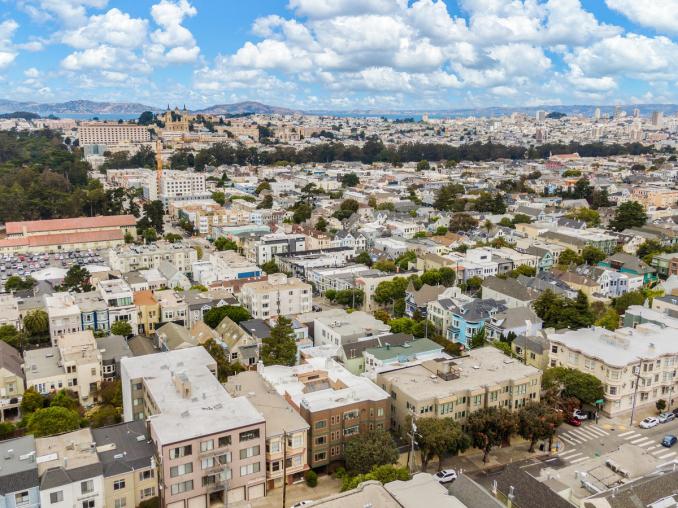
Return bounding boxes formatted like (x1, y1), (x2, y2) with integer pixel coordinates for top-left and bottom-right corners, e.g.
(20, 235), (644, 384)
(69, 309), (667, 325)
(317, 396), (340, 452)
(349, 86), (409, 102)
(78, 123), (151, 145)
(108, 242), (197, 273)
(243, 233), (306, 265)
(548, 324), (678, 417)
(192, 251), (262, 285)
(312, 308), (390, 347)
(24, 330), (103, 406)
(240, 273), (312, 319)
(45, 293), (82, 345)
(159, 170), (210, 205)
(98, 279), (138, 335)
(487, 247), (539, 269)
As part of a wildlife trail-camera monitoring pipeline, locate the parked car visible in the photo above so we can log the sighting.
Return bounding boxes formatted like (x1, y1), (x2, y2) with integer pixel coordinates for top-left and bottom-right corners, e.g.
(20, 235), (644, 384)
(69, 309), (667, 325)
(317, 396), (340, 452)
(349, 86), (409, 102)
(640, 417), (660, 429)
(661, 435), (677, 448)
(672, 407), (678, 416)
(658, 413), (675, 423)
(434, 469), (458, 483)
(572, 409), (588, 421)
(566, 417), (582, 427)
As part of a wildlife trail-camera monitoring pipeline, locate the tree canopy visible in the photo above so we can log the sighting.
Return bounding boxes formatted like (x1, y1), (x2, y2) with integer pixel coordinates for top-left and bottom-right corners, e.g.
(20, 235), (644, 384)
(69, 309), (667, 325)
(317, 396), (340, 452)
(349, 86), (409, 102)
(467, 407), (518, 463)
(344, 429), (399, 474)
(610, 201), (647, 232)
(542, 367), (605, 405)
(261, 316), (297, 366)
(27, 406), (81, 437)
(415, 417), (470, 470)
(203, 306), (252, 328)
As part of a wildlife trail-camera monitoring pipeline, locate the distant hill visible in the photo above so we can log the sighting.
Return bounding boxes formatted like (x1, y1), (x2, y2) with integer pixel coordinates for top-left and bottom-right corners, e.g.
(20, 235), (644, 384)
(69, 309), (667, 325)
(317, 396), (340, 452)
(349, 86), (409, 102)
(194, 101), (298, 115)
(0, 99), (159, 115)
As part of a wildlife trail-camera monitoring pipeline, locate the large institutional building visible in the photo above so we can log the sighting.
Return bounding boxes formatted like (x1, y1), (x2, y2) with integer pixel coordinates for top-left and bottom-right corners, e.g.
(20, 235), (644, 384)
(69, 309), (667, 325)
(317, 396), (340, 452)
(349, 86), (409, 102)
(78, 123), (152, 145)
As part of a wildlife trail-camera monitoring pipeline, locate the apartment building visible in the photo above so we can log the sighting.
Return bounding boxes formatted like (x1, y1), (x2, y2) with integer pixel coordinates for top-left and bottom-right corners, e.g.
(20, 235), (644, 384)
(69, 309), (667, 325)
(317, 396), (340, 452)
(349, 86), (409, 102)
(193, 250), (262, 285)
(242, 233), (305, 265)
(0, 436), (39, 508)
(108, 242), (197, 273)
(312, 308), (390, 347)
(24, 330), (103, 406)
(98, 279), (138, 335)
(0, 294), (20, 329)
(377, 347), (542, 432)
(540, 227), (617, 255)
(260, 358), (390, 471)
(134, 290), (160, 335)
(225, 371), (310, 490)
(92, 421), (158, 508)
(240, 274), (312, 319)
(175, 203), (250, 236)
(35, 428), (105, 508)
(0, 342), (25, 422)
(155, 289), (188, 325)
(548, 323), (678, 417)
(45, 293), (82, 345)
(121, 348), (267, 506)
(78, 123), (151, 145)
(73, 291), (110, 334)
(159, 170), (210, 205)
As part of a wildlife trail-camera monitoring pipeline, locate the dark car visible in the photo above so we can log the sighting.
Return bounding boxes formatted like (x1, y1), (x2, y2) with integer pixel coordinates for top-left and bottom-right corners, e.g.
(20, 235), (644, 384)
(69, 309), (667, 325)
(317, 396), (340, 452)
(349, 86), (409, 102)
(661, 435), (677, 448)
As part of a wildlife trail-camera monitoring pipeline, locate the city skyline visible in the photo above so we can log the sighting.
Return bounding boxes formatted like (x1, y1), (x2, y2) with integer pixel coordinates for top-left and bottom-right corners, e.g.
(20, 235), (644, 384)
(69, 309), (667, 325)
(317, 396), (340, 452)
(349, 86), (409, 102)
(2, 1), (678, 110)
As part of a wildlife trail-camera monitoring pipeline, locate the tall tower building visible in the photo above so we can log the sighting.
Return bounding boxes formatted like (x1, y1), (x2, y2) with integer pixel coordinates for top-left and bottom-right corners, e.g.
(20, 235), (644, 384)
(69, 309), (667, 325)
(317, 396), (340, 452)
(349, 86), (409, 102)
(536, 110), (546, 122)
(651, 111), (663, 127)
(594, 107), (601, 120)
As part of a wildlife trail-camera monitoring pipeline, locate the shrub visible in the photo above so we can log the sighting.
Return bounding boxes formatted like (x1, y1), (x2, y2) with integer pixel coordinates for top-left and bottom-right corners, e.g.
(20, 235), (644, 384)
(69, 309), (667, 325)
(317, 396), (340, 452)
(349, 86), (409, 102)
(305, 469), (318, 487)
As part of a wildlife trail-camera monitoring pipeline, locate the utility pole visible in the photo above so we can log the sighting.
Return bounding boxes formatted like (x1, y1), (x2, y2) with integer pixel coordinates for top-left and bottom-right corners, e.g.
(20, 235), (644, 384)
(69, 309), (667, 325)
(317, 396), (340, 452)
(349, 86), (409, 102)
(630, 358), (643, 427)
(406, 413), (417, 474)
(282, 430), (287, 508)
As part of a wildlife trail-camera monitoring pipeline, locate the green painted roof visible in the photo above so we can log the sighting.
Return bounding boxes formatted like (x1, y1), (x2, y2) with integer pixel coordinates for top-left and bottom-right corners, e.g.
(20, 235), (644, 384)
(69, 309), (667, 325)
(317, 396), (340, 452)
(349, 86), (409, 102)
(366, 338), (442, 361)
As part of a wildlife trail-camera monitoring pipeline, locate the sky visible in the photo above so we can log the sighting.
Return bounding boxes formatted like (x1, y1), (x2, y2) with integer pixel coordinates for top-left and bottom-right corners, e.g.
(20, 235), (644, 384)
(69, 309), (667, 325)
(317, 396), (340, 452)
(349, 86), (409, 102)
(2, 0), (678, 110)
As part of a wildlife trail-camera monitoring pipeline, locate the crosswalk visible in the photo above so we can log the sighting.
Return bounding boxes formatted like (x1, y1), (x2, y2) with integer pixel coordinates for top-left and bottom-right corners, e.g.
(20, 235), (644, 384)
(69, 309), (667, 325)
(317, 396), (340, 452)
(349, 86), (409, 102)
(559, 424), (610, 446)
(617, 431), (678, 461)
(557, 449), (591, 464)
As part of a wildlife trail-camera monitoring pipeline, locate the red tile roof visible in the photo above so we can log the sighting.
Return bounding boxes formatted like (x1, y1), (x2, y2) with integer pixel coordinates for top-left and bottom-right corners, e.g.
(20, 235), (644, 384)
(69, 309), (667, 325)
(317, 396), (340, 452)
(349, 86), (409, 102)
(5, 215), (136, 235)
(0, 229), (123, 248)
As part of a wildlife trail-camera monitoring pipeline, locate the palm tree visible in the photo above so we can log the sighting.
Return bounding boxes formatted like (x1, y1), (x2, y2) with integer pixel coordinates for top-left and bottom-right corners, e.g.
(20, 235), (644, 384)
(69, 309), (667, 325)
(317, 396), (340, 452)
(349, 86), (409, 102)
(23, 309), (49, 339)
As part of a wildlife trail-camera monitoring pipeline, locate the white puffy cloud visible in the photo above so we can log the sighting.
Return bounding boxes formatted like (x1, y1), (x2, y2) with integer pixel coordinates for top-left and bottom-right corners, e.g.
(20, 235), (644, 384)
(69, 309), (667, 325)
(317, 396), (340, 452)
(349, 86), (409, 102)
(24, 67), (40, 78)
(18, 0), (109, 26)
(149, 0), (200, 63)
(61, 44), (148, 72)
(605, 0), (678, 35)
(61, 8), (148, 49)
(287, 0), (406, 19)
(0, 20), (19, 69)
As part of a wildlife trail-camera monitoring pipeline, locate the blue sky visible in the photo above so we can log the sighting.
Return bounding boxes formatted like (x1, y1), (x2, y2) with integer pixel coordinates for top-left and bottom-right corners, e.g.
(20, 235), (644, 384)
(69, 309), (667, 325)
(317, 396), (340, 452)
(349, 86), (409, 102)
(1, 0), (678, 109)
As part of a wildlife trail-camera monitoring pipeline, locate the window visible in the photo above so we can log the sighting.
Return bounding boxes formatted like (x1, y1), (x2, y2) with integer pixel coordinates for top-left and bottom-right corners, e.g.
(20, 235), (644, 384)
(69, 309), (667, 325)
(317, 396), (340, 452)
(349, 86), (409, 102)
(551, 345), (558, 354)
(202, 457), (215, 469)
(82, 501), (95, 508)
(200, 440), (214, 452)
(114, 499), (127, 508)
(218, 452), (231, 465)
(343, 409), (359, 420)
(239, 429), (260, 442)
(239, 445), (260, 459)
(218, 435), (231, 447)
(50, 491), (64, 504)
(170, 480), (193, 495)
(14, 491), (29, 506)
(343, 425), (359, 436)
(81, 480), (94, 495)
(269, 440), (280, 453)
(169, 445), (192, 459)
(584, 358), (595, 371)
(271, 460), (281, 472)
(141, 487), (156, 499)
(170, 462), (193, 478)
(240, 462), (261, 476)
(377, 407), (384, 417)
(113, 479), (126, 490)
(439, 402), (453, 415)
(291, 434), (303, 448)
(313, 451), (327, 462)
(286, 454), (302, 468)
(315, 435), (327, 445)
(139, 470), (154, 481)
(315, 420), (327, 430)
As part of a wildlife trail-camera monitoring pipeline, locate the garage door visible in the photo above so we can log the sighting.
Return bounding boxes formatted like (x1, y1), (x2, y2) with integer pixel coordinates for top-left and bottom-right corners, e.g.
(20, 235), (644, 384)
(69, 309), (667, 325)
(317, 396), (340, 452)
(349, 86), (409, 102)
(248, 483), (265, 499)
(188, 495), (206, 508)
(167, 502), (184, 508)
(228, 487), (245, 504)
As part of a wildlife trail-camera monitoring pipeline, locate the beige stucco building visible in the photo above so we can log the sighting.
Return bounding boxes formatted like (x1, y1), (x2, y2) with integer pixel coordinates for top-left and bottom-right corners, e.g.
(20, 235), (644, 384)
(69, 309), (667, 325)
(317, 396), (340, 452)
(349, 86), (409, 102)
(240, 273), (312, 319)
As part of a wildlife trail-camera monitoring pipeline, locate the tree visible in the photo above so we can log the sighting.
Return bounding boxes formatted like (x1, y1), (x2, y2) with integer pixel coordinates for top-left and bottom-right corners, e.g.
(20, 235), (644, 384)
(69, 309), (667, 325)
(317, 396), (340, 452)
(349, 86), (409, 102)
(164, 233), (182, 243)
(255, 181), (271, 194)
(88, 405), (121, 428)
(261, 261), (280, 274)
(203, 306), (252, 328)
(610, 201), (647, 231)
(416, 159), (430, 171)
(334, 289), (364, 307)
(142, 200), (164, 234)
(0, 324), (20, 348)
(434, 184), (465, 212)
(509, 265), (536, 278)
(211, 191), (226, 205)
(304, 469), (318, 487)
(315, 217), (328, 232)
(558, 248), (583, 267)
(292, 202), (312, 224)
(448, 213), (478, 232)
(27, 406), (81, 437)
(203, 338), (244, 381)
(467, 407), (518, 463)
(636, 240), (663, 260)
(542, 367), (604, 405)
(61, 265), (91, 293)
(567, 207), (600, 227)
(469, 327), (487, 349)
(257, 194), (273, 209)
(50, 389), (80, 411)
(532, 290), (593, 330)
(341, 465), (410, 492)
(138, 111), (154, 125)
(4, 275), (36, 292)
(20, 388), (45, 414)
(595, 307), (619, 330)
(333, 199), (360, 220)
(395, 250), (417, 271)
(612, 290), (645, 315)
(354, 252), (373, 266)
(656, 399), (667, 413)
(110, 320), (133, 337)
(341, 173), (360, 187)
(373, 259), (397, 273)
(581, 246), (606, 265)
(97, 379), (122, 407)
(518, 402), (563, 452)
(214, 237), (238, 251)
(142, 227), (158, 244)
(344, 429), (399, 474)
(261, 316), (297, 366)
(415, 417), (470, 470)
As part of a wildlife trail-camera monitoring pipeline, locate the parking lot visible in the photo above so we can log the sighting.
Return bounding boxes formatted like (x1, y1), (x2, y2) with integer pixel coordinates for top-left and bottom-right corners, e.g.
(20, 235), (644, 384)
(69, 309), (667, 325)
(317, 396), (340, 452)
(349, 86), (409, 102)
(0, 248), (108, 291)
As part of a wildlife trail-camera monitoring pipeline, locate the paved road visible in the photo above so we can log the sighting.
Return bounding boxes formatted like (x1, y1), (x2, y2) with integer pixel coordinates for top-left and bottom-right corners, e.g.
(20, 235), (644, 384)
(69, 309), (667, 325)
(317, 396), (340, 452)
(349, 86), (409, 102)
(553, 418), (678, 466)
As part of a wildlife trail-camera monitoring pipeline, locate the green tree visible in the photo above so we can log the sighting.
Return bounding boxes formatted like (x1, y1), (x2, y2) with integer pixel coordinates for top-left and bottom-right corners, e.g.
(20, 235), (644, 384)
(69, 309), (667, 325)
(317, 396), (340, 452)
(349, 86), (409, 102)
(509, 265), (536, 278)
(257, 194), (273, 209)
(567, 207), (600, 227)
(373, 259), (397, 272)
(636, 240), (663, 260)
(416, 159), (430, 171)
(203, 338), (244, 381)
(610, 201), (647, 231)
(395, 250), (417, 271)
(214, 237), (238, 251)
(511, 213), (532, 225)
(164, 233), (182, 243)
(341, 173), (360, 187)
(542, 367), (604, 405)
(354, 252), (373, 266)
(50, 390), (80, 411)
(62, 265), (92, 292)
(110, 320), (133, 337)
(415, 417), (471, 470)
(211, 191), (226, 205)
(88, 405), (121, 428)
(0, 324), (20, 348)
(656, 399), (667, 413)
(581, 246), (606, 265)
(20, 388), (45, 414)
(261, 316), (297, 366)
(518, 402), (563, 452)
(261, 261), (280, 274)
(27, 406), (81, 437)
(467, 407), (518, 463)
(138, 111), (154, 125)
(203, 306), (252, 328)
(448, 213), (478, 232)
(595, 307), (619, 330)
(341, 465), (410, 492)
(334, 289), (364, 308)
(558, 248), (583, 267)
(141, 200), (164, 233)
(255, 181), (271, 194)
(304, 470), (318, 487)
(0, 422), (15, 439)
(333, 199), (360, 220)
(97, 380), (122, 407)
(344, 429), (399, 474)
(612, 290), (645, 314)
(469, 327), (487, 349)
(142, 227), (158, 244)
(4, 275), (37, 292)
(292, 202), (312, 224)
(434, 184), (465, 212)
(316, 217), (328, 232)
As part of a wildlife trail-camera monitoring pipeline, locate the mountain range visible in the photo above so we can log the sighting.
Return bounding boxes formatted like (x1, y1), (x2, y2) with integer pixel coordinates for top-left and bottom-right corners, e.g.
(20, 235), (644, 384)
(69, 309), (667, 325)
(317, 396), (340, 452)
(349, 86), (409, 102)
(1, 98), (677, 118)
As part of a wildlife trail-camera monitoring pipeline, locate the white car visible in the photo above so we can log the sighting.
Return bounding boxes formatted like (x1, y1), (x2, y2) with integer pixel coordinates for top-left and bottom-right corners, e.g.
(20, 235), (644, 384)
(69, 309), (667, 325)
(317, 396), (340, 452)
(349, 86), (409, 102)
(573, 409), (588, 421)
(434, 469), (458, 483)
(290, 502), (314, 508)
(658, 412), (675, 423)
(640, 417), (660, 429)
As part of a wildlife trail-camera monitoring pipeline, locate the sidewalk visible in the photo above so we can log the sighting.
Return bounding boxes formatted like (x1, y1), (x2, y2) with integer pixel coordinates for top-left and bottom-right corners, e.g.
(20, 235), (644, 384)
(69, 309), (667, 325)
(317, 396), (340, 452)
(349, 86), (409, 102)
(230, 477), (342, 508)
